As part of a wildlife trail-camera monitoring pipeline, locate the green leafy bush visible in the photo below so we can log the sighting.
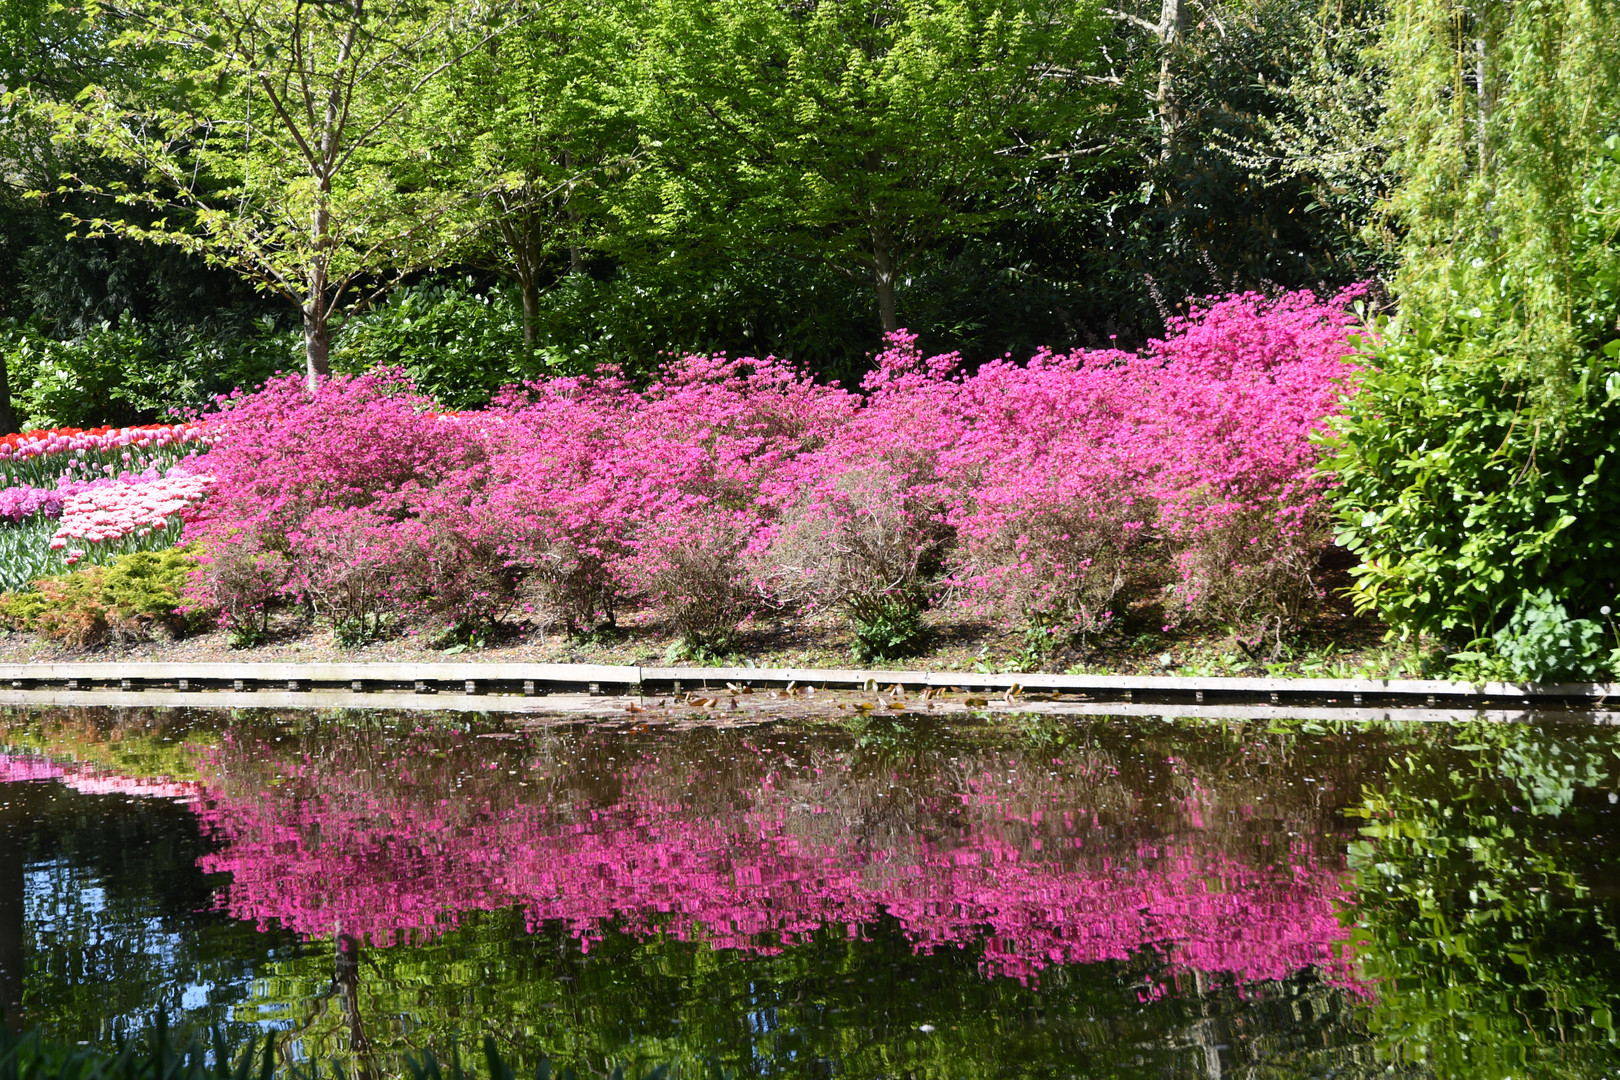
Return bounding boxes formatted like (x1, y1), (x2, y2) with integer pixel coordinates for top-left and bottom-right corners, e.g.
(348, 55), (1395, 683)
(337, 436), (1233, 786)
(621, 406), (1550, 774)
(1325, 309), (1620, 676)
(331, 280), (536, 409)
(849, 595), (928, 665)
(1489, 591), (1615, 683)
(1, 317), (296, 429)
(0, 546), (205, 647)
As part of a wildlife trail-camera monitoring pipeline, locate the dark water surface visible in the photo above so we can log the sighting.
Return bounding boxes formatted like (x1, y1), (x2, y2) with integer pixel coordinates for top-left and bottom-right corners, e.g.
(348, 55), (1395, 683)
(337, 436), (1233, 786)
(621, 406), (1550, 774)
(1, 706), (1618, 1078)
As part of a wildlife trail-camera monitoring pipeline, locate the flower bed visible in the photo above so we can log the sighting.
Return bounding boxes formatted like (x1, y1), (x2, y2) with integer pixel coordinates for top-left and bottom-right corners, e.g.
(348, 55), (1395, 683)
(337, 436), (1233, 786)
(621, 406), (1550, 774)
(0, 422), (211, 591)
(181, 288), (1362, 655)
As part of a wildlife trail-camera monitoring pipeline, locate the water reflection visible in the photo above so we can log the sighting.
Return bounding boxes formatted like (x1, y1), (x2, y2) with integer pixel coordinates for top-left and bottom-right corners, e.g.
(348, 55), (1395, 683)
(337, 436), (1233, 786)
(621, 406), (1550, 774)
(193, 717), (1361, 991)
(0, 707), (1618, 1077)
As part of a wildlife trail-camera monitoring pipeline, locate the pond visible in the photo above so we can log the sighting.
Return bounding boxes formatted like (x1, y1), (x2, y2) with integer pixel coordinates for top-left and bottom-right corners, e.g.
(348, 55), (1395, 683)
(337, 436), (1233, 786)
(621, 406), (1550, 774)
(1, 705), (1617, 1079)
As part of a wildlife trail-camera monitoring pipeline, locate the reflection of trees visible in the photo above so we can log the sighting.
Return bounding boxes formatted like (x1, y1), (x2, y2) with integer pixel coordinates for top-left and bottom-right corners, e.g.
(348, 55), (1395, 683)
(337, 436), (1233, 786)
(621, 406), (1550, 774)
(0, 758), (298, 1044)
(1349, 721), (1620, 1076)
(246, 907), (1378, 1079)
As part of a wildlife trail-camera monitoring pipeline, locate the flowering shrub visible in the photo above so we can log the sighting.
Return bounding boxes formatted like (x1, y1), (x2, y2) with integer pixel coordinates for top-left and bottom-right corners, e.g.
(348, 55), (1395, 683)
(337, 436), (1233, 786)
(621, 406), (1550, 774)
(178, 290), (1360, 653)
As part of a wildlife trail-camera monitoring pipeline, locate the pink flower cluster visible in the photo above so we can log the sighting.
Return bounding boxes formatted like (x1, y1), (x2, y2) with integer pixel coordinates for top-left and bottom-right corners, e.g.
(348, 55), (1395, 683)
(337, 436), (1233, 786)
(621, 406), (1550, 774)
(50, 471), (213, 553)
(0, 484), (65, 523)
(188, 289), (1362, 639)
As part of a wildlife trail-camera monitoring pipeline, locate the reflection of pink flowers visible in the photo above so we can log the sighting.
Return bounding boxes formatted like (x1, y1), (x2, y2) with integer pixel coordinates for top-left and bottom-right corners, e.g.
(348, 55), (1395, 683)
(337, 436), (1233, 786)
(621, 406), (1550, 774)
(0, 754), (65, 783)
(190, 743), (1360, 990)
(0, 752), (200, 800)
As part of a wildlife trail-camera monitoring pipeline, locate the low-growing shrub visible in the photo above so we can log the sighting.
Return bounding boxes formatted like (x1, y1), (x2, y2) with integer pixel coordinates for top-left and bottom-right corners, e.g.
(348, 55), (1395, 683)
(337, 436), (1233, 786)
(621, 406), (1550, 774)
(189, 527), (291, 647)
(630, 514), (760, 650)
(0, 546), (204, 646)
(1488, 591), (1616, 683)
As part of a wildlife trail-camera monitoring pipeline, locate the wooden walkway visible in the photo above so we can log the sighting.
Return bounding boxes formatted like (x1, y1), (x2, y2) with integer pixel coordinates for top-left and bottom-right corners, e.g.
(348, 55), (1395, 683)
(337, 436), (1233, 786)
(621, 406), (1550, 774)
(0, 660), (1613, 710)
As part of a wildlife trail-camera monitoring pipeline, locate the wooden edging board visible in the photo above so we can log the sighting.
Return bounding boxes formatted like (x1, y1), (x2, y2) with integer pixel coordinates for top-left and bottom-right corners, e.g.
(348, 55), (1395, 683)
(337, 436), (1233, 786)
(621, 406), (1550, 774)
(0, 660), (1612, 709)
(0, 685), (1612, 726)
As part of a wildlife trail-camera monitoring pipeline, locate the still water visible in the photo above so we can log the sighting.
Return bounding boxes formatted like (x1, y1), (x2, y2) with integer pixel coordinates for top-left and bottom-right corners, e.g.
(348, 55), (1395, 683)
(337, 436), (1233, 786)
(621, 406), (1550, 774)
(0, 705), (1617, 1078)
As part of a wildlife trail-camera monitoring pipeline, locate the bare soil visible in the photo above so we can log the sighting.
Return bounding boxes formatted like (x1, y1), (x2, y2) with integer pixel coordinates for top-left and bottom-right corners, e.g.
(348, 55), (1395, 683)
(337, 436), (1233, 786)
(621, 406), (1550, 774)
(0, 591), (1417, 680)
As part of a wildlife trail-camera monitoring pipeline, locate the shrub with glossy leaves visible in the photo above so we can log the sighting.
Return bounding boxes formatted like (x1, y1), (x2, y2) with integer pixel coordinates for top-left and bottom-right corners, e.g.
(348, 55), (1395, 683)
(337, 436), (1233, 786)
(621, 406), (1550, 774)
(1325, 308), (1620, 674)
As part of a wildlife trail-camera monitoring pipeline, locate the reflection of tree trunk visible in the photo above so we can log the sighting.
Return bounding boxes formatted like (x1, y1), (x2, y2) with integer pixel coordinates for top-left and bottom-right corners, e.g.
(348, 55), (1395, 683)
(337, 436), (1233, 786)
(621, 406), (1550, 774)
(334, 933), (373, 1080)
(1192, 968), (1223, 1080)
(0, 820), (26, 1033)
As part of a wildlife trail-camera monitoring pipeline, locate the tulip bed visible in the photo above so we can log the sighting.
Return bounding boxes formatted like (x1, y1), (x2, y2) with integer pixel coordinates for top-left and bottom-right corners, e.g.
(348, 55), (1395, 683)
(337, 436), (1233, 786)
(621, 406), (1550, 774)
(0, 422), (212, 592)
(175, 287), (1363, 658)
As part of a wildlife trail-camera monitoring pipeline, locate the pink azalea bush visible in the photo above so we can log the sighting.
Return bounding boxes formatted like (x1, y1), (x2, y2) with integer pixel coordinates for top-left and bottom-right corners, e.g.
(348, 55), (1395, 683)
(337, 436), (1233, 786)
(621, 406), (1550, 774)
(184, 289), (1361, 652)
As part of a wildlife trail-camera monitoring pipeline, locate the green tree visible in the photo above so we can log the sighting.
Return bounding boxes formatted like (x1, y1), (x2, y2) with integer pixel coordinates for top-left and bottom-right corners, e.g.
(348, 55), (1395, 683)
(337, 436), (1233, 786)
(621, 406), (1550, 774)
(1377, 0), (1620, 391)
(21, 0), (522, 389)
(434, 0), (641, 353)
(1326, 0), (1620, 664)
(630, 0), (1106, 333)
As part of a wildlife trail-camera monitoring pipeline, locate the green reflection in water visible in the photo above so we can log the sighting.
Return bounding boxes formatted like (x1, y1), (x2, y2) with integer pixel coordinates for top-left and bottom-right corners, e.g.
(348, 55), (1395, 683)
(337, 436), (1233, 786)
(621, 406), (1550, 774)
(1349, 720), (1620, 1075)
(245, 910), (1373, 1080)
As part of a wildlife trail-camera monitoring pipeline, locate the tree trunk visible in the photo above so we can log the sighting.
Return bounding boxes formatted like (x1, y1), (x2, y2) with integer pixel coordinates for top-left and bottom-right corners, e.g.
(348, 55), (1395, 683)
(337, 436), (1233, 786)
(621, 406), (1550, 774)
(870, 220), (899, 334)
(303, 287), (331, 391)
(521, 274), (539, 350)
(498, 210), (541, 354)
(0, 355), (17, 436)
(1155, 0), (1188, 157)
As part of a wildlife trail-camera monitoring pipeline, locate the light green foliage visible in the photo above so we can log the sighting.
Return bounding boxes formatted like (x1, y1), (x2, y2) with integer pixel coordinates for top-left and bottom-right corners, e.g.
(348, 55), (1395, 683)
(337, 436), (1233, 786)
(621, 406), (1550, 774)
(430, 0), (641, 351)
(629, 0), (1105, 332)
(0, 516), (72, 594)
(1324, 310), (1620, 672)
(0, 516), (192, 597)
(0, 545), (204, 645)
(1327, 0), (1620, 677)
(17, 0), (517, 387)
(1377, 0), (1620, 395)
